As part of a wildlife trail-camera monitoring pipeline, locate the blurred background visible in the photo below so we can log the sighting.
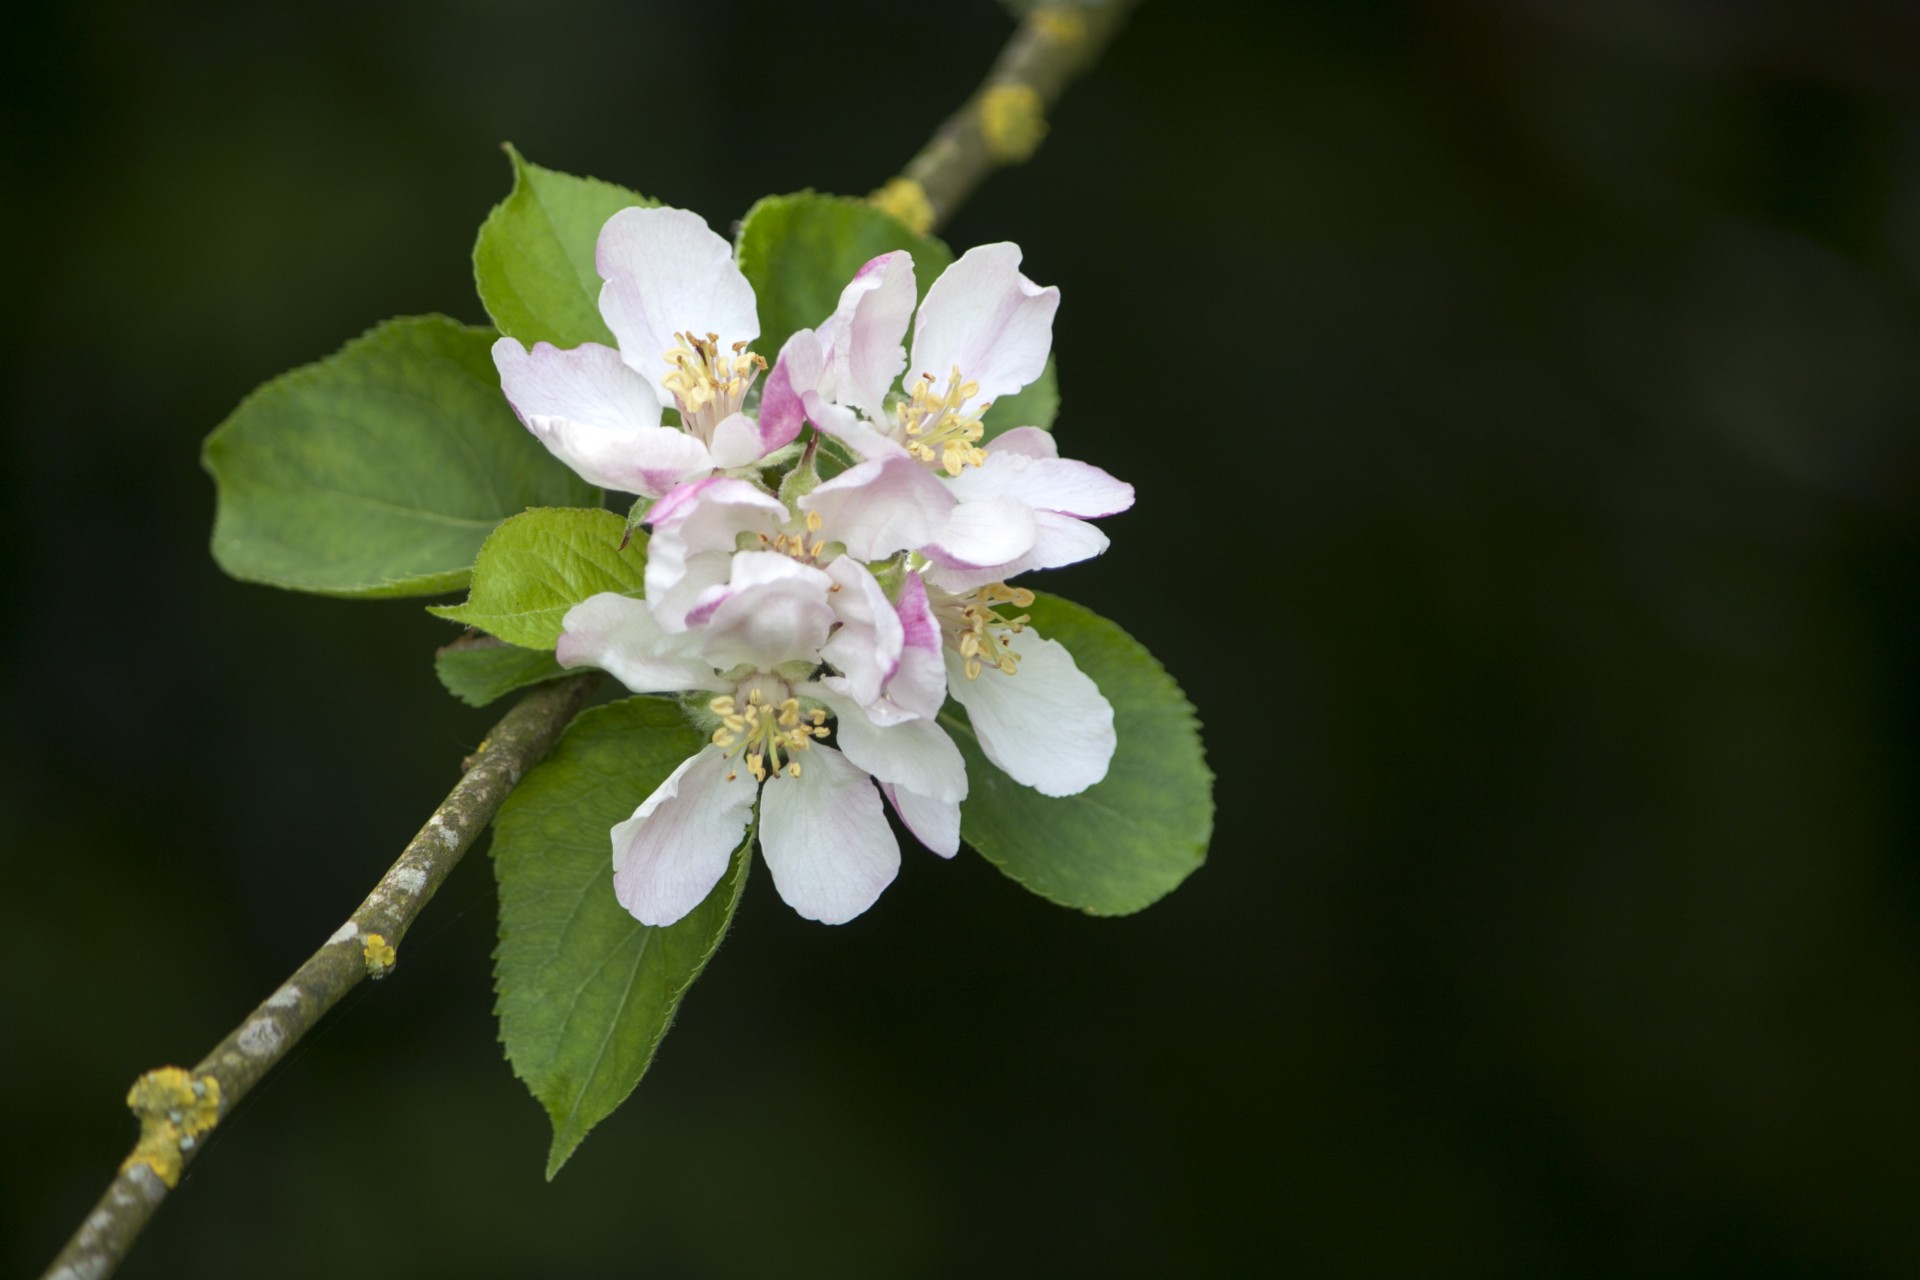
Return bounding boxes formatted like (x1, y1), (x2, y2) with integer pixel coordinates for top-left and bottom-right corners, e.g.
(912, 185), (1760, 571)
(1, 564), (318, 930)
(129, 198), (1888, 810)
(5, 0), (1920, 1274)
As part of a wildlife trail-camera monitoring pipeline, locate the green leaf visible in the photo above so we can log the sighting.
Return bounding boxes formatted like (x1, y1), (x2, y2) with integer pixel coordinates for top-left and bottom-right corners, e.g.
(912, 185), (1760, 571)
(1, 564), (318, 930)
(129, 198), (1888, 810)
(735, 191), (954, 358)
(943, 594), (1213, 915)
(434, 637), (568, 707)
(204, 315), (596, 598)
(981, 356), (1060, 440)
(492, 697), (747, 1177)
(430, 507), (647, 649)
(474, 144), (654, 349)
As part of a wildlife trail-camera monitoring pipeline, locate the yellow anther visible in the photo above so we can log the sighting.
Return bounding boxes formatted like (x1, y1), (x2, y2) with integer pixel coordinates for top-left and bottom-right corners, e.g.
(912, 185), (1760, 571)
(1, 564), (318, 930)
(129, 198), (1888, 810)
(871, 177), (935, 236)
(979, 83), (1048, 163)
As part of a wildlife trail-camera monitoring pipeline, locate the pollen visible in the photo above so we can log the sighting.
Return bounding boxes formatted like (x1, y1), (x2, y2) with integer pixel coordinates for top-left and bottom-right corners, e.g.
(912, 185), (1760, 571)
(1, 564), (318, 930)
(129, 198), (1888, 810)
(898, 367), (991, 475)
(661, 331), (765, 441)
(708, 688), (830, 783)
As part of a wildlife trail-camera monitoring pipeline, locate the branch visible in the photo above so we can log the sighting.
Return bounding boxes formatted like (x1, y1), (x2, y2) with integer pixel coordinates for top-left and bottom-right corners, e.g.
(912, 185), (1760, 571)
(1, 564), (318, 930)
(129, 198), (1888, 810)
(872, 0), (1145, 234)
(41, 674), (599, 1280)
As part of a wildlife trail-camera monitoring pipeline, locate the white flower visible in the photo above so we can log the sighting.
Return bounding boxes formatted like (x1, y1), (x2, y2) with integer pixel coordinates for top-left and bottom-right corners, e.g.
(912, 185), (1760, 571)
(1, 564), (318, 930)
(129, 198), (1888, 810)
(491, 207), (801, 498)
(555, 557), (968, 927)
(764, 244), (1134, 589)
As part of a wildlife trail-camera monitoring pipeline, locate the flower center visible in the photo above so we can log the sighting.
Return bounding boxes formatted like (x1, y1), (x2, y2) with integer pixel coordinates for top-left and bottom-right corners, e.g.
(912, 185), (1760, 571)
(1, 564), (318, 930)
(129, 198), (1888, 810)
(745, 509), (833, 568)
(662, 331), (765, 442)
(896, 366), (991, 475)
(708, 680), (829, 783)
(929, 581), (1033, 679)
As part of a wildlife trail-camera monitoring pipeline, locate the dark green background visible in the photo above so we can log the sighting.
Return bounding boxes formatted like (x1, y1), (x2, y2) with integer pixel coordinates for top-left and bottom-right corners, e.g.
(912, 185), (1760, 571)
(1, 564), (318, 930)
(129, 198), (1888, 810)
(6, 0), (1920, 1274)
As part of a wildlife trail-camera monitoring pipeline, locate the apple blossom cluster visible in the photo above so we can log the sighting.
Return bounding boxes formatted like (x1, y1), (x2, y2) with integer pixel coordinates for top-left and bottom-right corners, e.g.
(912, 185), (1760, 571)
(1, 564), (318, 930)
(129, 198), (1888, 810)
(490, 207), (1133, 926)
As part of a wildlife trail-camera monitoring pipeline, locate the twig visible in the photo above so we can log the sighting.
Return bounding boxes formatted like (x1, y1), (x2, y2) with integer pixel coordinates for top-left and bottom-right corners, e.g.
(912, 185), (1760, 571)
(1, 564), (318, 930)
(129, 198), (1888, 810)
(41, 675), (599, 1280)
(872, 0), (1145, 234)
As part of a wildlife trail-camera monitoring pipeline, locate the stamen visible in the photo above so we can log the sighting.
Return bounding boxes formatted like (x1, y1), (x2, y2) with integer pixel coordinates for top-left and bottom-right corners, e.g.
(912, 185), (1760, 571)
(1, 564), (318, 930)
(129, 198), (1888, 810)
(896, 366), (991, 474)
(661, 330), (766, 443)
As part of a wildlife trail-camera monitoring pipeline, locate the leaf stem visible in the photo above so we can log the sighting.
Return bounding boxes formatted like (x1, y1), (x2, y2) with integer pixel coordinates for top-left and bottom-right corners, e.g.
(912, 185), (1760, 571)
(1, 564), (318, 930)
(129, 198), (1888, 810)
(40, 675), (599, 1280)
(882, 0), (1145, 233)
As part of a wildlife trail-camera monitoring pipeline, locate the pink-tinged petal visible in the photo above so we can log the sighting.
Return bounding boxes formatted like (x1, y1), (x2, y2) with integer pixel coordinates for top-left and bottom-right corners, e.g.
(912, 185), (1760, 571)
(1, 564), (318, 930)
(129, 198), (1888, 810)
(920, 494), (1039, 571)
(708, 412), (766, 469)
(831, 251), (916, 418)
(493, 338), (705, 495)
(760, 328), (827, 451)
(693, 552), (835, 671)
(815, 688), (967, 803)
(611, 747), (757, 926)
(945, 628), (1115, 797)
(644, 477), (789, 629)
(884, 571), (947, 721)
(988, 426), (1058, 460)
(947, 451), (1135, 519)
(908, 243), (1059, 404)
(800, 454), (955, 560)
(881, 783), (961, 859)
(556, 593), (726, 693)
(805, 393), (909, 462)
(758, 746), (899, 924)
(819, 559), (903, 709)
(597, 206), (760, 402)
(923, 511), (1110, 594)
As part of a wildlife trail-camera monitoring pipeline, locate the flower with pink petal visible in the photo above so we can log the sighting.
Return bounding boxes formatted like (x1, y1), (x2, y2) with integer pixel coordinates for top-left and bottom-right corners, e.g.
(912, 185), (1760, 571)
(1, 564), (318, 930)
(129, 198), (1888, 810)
(765, 243), (1135, 586)
(492, 206), (800, 498)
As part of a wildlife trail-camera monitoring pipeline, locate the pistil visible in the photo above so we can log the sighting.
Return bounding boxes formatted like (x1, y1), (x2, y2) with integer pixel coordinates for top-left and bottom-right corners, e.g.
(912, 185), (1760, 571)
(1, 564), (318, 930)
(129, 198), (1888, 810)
(928, 581), (1034, 679)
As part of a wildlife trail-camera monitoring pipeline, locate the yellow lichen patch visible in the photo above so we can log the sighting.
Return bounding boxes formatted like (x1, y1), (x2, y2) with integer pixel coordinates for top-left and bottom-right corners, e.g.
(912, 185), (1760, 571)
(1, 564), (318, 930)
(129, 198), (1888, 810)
(1034, 7), (1088, 44)
(979, 84), (1048, 163)
(870, 177), (935, 236)
(120, 1067), (221, 1188)
(362, 932), (397, 979)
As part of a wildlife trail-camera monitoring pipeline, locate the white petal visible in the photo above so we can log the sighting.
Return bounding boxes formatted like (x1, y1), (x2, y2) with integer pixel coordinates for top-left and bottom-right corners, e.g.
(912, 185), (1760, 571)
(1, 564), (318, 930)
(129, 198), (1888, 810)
(814, 687), (968, 803)
(945, 628), (1114, 797)
(923, 511), (1109, 595)
(760, 327), (828, 451)
(597, 206), (760, 404)
(882, 784), (961, 859)
(819, 559), (903, 709)
(555, 593), (725, 693)
(920, 494), (1039, 571)
(830, 251), (917, 419)
(805, 394), (909, 463)
(988, 426), (1058, 459)
(800, 454), (955, 560)
(708, 412), (766, 469)
(611, 747), (757, 926)
(908, 243), (1059, 405)
(886, 570), (948, 722)
(947, 450), (1135, 519)
(692, 551), (835, 671)
(758, 746), (899, 924)
(493, 338), (706, 495)
(643, 478), (789, 630)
